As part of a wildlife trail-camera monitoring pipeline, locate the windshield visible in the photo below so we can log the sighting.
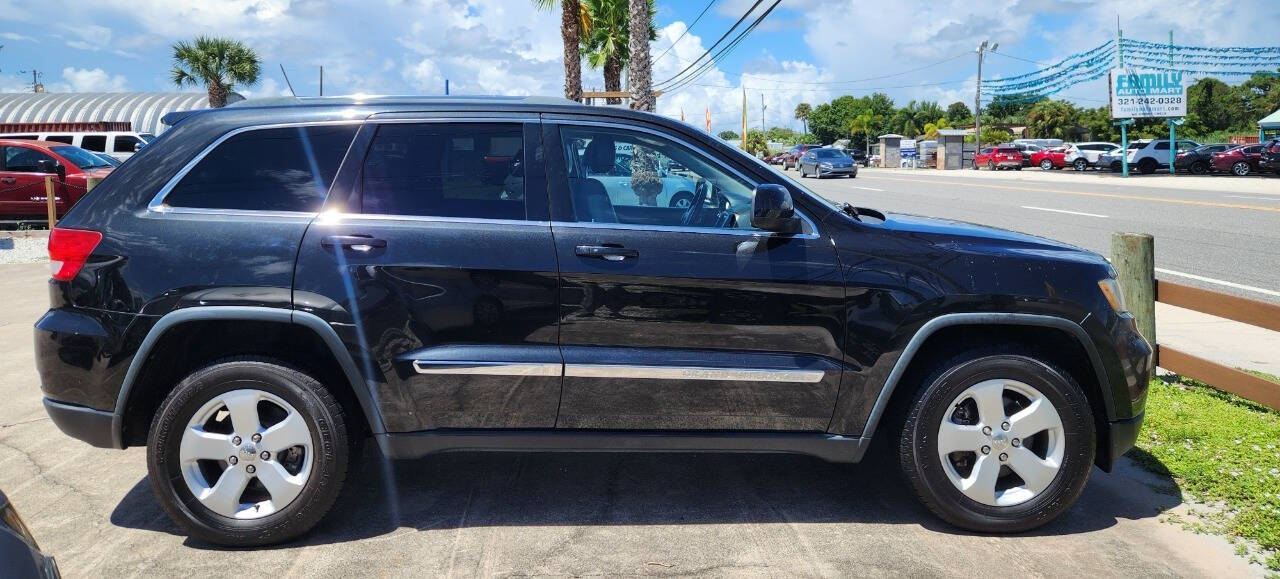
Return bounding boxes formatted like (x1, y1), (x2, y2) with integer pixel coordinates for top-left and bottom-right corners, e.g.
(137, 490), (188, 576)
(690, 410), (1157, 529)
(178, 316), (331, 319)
(139, 133), (156, 143)
(51, 146), (114, 169)
(814, 149), (848, 159)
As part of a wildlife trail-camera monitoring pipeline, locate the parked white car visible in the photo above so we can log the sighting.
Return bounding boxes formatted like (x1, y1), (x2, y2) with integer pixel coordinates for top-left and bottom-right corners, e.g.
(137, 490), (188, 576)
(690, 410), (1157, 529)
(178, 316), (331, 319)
(1063, 141), (1120, 171)
(0, 130), (154, 161)
(588, 153), (700, 208)
(1125, 139), (1200, 174)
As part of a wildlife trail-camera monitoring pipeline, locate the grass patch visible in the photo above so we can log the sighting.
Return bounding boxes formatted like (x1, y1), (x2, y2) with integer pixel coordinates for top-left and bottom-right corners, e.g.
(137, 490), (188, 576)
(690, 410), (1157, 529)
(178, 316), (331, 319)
(1131, 377), (1280, 570)
(1242, 369), (1280, 385)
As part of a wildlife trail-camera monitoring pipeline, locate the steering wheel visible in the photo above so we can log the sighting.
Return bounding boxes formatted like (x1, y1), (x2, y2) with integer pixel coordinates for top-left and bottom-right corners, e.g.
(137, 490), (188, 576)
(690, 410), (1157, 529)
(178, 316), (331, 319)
(680, 179), (709, 226)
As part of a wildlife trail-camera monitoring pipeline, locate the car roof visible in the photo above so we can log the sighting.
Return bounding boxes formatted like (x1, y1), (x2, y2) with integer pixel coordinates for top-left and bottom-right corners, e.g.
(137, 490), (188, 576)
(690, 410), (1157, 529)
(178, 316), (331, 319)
(0, 138), (62, 148)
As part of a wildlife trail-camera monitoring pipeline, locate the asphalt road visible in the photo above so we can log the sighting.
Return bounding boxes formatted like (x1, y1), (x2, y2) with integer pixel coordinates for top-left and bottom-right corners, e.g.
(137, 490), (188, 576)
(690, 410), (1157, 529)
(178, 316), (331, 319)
(801, 168), (1280, 303)
(0, 262), (1264, 577)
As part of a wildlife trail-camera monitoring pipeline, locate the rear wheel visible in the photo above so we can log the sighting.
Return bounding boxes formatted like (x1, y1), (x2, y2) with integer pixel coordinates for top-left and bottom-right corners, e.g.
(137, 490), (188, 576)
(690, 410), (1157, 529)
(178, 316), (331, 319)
(668, 191), (695, 209)
(898, 350), (1094, 533)
(146, 358), (350, 546)
(1232, 161), (1250, 176)
(1138, 158), (1157, 174)
(1072, 158), (1088, 171)
(1039, 159), (1054, 171)
(1190, 161), (1208, 175)
(987, 161), (995, 171)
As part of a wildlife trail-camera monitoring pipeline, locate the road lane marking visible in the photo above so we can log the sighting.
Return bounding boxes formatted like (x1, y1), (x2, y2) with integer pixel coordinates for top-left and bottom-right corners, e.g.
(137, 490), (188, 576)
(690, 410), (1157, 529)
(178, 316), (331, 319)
(858, 175), (1280, 213)
(1155, 268), (1280, 298)
(1020, 206), (1108, 218)
(1225, 195), (1280, 201)
(846, 185), (885, 191)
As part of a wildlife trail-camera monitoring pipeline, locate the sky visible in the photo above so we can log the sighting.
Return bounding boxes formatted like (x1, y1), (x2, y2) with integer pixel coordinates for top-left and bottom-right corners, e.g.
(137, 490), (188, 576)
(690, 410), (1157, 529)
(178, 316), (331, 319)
(1, 0), (1277, 133)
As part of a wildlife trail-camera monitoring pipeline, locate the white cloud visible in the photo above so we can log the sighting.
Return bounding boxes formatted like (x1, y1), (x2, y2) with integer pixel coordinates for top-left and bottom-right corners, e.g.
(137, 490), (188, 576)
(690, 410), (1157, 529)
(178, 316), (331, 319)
(237, 77), (295, 99)
(60, 67), (129, 92)
(0, 31), (36, 42)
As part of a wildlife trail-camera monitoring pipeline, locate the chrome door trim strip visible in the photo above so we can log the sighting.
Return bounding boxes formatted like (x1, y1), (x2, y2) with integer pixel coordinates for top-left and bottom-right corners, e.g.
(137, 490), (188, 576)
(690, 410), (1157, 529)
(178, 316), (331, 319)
(412, 361), (563, 376)
(565, 364), (825, 383)
(318, 212), (549, 227)
(147, 120), (365, 213)
(550, 219), (818, 239)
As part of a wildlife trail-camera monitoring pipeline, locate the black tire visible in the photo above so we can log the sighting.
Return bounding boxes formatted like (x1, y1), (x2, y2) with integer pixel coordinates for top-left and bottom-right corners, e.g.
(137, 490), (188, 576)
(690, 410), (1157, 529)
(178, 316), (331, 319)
(1110, 161), (1122, 173)
(146, 357), (350, 546)
(668, 191), (695, 209)
(1231, 161), (1250, 176)
(1189, 161), (1208, 175)
(987, 161), (995, 171)
(1138, 159), (1157, 175)
(1072, 158), (1088, 171)
(1039, 159), (1054, 171)
(898, 349), (1095, 533)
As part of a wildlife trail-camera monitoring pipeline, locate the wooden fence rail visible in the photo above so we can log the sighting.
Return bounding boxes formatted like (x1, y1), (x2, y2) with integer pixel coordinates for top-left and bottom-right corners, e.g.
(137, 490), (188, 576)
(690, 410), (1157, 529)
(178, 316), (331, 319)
(1113, 232), (1280, 411)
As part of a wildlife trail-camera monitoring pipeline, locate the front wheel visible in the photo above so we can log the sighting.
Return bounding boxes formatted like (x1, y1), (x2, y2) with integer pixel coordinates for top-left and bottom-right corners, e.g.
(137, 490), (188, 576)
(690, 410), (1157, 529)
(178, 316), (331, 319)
(1232, 161), (1250, 176)
(146, 358), (350, 546)
(1190, 161), (1208, 175)
(898, 350), (1095, 533)
(1039, 159), (1054, 171)
(668, 191), (695, 209)
(1073, 158), (1088, 171)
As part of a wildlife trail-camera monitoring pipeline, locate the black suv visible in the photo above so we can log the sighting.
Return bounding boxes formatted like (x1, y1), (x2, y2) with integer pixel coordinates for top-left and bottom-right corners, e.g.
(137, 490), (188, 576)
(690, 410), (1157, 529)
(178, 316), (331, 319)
(35, 96), (1151, 546)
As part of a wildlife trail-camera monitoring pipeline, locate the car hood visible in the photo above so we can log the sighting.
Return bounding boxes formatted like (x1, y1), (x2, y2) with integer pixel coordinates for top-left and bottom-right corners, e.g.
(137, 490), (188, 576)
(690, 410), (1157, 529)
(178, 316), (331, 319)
(875, 212), (1108, 265)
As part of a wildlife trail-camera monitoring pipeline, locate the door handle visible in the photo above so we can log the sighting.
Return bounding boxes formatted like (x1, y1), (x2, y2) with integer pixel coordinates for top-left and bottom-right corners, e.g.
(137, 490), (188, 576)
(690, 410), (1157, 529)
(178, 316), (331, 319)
(321, 234), (387, 252)
(575, 245), (638, 261)
(0, 177), (15, 184)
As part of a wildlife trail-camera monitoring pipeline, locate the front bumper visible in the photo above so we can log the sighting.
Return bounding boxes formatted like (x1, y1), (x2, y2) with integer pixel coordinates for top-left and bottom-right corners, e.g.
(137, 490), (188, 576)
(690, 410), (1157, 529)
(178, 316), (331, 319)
(1105, 412), (1145, 469)
(816, 166), (857, 177)
(43, 398), (119, 449)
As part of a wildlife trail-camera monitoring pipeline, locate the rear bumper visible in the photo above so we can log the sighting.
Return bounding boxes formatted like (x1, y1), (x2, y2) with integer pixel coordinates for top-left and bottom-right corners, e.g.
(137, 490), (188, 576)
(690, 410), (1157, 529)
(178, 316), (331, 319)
(42, 398), (119, 449)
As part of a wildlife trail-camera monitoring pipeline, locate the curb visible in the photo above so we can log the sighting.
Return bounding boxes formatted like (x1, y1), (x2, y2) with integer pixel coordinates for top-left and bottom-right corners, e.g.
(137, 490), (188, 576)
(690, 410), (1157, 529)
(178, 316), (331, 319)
(0, 230), (50, 240)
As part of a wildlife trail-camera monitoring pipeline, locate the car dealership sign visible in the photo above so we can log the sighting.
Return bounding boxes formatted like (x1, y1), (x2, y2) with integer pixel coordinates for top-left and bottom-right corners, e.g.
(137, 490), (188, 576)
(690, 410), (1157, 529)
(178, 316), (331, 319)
(1110, 68), (1187, 118)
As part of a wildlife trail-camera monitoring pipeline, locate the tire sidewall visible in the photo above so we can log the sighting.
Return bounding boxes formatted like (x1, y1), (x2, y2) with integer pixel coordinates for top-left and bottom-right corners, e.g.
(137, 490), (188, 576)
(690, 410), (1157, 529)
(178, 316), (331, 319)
(147, 361), (348, 545)
(902, 354), (1095, 531)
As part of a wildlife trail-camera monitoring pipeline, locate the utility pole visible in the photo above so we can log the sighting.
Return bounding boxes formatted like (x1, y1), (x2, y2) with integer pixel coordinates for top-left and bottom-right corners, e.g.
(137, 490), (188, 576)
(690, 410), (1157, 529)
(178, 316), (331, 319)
(760, 93), (767, 133)
(1117, 19), (1131, 178)
(20, 69), (43, 93)
(741, 86), (747, 150)
(1168, 29), (1177, 175)
(319, 65), (324, 96)
(974, 40), (997, 169)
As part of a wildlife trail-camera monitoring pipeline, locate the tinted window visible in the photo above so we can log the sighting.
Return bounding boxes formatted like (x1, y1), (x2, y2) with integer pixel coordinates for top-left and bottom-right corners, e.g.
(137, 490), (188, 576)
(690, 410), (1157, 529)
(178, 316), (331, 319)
(52, 146), (113, 169)
(80, 135), (107, 152)
(1154, 141), (1169, 150)
(362, 123), (526, 220)
(45, 135), (74, 144)
(560, 125), (757, 230)
(3, 146), (57, 172)
(113, 135), (142, 153)
(165, 124), (358, 212)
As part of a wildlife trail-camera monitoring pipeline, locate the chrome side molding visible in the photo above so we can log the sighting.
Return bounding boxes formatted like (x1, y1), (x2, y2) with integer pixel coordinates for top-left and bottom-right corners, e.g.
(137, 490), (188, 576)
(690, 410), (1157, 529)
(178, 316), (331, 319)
(412, 360), (825, 383)
(411, 361), (562, 376)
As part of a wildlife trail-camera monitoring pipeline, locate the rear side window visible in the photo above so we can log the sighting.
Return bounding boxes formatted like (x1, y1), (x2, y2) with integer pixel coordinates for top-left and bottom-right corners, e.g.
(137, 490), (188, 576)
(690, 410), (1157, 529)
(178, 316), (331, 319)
(80, 135), (107, 152)
(361, 123), (527, 220)
(164, 124), (358, 212)
(3, 146), (57, 172)
(45, 135), (74, 144)
(113, 135), (142, 153)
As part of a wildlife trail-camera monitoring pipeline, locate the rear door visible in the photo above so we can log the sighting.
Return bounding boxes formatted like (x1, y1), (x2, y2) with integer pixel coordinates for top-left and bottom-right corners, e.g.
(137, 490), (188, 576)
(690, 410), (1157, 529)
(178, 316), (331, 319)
(0, 144), (64, 216)
(543, 118), (845, 431)
(293, 114), (562, 433)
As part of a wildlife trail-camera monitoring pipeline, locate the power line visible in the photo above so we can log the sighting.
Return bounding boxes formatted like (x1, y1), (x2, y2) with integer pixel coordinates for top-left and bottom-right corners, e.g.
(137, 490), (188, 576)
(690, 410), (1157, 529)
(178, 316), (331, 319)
(655, 0), (763, 88)
(652, 0), (717, 65)
(659, 0), (782, 94)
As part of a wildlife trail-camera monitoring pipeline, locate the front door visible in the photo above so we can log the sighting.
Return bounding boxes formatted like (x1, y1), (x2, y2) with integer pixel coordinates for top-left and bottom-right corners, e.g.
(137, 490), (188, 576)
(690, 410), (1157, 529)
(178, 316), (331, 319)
(293, 116), (562, 433)
(0, 144), (64, 216)
(544, 120), (846, 431)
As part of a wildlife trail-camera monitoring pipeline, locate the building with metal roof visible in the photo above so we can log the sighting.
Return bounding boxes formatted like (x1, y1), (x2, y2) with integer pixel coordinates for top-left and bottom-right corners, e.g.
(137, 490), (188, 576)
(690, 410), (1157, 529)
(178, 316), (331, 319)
(0, 92), (243, 136)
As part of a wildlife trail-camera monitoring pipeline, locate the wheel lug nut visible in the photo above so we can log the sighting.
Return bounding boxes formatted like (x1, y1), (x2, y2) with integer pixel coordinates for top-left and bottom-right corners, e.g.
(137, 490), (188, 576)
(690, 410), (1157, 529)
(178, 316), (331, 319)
(228, 456), (238, 465)
(231, 436), (242, 446)
(981, 445), (991, 455)
(982, 426), (992, 435)
(260, 451), (270, 460)
(1001, 422), (1010, 431)
(1012, 438), (1021, 447)
(251, 433), (262, 443)
(246, 465), (256, 474)
(999, 453), (1008, 461)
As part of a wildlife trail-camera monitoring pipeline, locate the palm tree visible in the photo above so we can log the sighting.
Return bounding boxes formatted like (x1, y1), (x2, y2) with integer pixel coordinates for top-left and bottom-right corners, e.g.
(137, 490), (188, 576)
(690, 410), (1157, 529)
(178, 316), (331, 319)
(171, 37), (261, 108)
(848, 111), (879, 157)
(582, 0), (628, 104)
(534, 0), (590, 101)
(923, 117), (952, 140)
(626, 0), (656, 111)
(794, 103), (812, 134)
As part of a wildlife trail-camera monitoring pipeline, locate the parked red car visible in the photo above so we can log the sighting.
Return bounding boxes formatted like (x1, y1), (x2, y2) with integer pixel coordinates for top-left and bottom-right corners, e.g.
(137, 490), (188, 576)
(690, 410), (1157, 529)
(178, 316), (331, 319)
(974, 145), (1023, 170)
(1030, 146), (1069, 170)
(0, 139), (114, 217)
(781, 144), (821, 170)
(1210, 144), (1267, 176)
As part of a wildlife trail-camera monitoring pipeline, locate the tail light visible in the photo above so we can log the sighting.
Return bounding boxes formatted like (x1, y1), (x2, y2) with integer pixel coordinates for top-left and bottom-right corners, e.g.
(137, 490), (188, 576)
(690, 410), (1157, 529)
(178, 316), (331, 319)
(48, 227), (102, 281)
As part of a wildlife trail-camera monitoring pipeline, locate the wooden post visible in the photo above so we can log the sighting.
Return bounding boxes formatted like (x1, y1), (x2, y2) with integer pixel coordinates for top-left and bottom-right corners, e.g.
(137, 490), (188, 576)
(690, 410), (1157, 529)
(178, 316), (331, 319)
(86, 177), (101, 192)
(44, 176), (57, 229)
(1111, 232), (1156, 348)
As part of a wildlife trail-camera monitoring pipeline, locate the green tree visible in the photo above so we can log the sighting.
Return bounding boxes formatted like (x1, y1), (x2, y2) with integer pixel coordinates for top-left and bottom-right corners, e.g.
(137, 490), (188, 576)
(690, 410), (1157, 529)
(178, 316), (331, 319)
(1078, 106), (1118, 142)
(717, 130), (739, 140)
(923, 117), (952, 140)
(743, 129), (768, 156)
(583, 0), (653, 105)
(765, 126), (800, 143)
(170, 36), (261, 108)
(1236, 69), (1280, 123)
(979, 126), (1013, 146)
(847, 111), (879, 155)
(946, 101), (972, 125)
(984, 93), (1042, 124)
(1185, 77), (1244, 135)
(794, 102), (812, 134)
(1025, 99), (1079, 140)
(534, 0), (590, 101)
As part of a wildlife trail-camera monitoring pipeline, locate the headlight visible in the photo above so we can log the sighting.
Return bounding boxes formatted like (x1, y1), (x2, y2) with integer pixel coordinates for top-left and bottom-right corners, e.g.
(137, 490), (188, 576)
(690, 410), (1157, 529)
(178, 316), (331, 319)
(819, 162), (833, 168)
(1097, 278), (1128, 313)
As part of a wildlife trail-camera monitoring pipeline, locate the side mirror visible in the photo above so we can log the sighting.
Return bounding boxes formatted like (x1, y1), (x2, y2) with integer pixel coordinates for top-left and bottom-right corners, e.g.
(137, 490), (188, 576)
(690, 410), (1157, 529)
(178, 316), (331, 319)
(35, 159), (66, 181)
(134, 142), (144, 152)
(751, 184), (801, 234)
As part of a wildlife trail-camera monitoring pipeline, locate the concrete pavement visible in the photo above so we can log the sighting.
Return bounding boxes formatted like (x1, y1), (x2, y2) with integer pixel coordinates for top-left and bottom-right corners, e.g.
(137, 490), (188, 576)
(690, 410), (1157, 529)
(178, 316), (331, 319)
(0, 262), (1267, 577)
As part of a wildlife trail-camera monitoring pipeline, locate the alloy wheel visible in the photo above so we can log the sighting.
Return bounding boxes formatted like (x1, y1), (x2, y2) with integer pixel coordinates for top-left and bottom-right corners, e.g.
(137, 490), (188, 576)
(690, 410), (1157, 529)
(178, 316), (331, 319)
(1073, 159), (1087, 171)
(935, 378), (1064, 507)
(179, 389), (314, 519)
(1232, 161), (1250, 176)
(1040, 160), (1053, 170)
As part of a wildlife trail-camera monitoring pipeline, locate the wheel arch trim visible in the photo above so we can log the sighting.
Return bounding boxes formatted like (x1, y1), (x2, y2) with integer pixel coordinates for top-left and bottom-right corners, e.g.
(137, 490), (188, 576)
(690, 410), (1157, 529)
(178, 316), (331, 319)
(110, 306), (385, 449)
(859, 312), (1112, 443)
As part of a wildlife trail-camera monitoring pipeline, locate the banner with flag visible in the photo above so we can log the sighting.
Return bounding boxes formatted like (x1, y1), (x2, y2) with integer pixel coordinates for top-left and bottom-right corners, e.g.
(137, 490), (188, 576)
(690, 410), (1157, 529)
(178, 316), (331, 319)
(705, 106), (711, 132)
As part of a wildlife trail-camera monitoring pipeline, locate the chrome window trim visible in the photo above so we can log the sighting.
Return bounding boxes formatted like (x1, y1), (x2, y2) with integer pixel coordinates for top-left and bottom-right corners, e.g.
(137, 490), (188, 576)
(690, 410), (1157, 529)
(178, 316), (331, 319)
(552, 119), (822, 239)
(319, 212), (548, 228)
(566, 364), (825, 383)
(413, 361), (561, 377)
(366, 115), (539, 125)
(146, 120), (365, 214)
(550, 219), (817, 239)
